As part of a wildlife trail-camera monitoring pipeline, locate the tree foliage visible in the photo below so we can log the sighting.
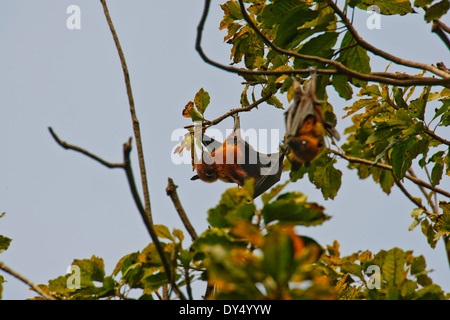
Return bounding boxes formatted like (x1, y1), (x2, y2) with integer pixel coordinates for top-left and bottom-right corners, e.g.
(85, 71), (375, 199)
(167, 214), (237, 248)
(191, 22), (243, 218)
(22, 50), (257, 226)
(1, 0), (450, 300)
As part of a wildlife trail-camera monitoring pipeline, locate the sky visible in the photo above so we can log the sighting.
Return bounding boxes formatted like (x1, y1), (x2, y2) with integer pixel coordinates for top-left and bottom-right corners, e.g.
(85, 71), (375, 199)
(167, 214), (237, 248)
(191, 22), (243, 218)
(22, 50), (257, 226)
(0, 0), (449, 299)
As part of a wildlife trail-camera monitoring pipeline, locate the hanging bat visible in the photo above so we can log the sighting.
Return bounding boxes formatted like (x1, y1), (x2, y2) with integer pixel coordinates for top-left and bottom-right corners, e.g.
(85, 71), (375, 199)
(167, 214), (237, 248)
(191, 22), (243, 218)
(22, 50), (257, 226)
(284, 69), (340, 171)
(191, 114), (285, 198)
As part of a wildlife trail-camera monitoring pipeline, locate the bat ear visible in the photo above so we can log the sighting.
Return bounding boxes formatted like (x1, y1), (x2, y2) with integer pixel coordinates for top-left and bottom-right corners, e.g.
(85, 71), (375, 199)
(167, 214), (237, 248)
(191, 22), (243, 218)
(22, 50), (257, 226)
(231, 113), (241, 134)
(191, 175), (200, 180)
(290, 76), (304, 100)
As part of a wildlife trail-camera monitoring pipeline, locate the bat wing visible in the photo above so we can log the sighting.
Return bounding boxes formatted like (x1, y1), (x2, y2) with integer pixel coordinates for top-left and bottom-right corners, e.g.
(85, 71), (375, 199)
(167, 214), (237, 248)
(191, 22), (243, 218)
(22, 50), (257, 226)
(253, 151), (286, 198)
(200, 133), (222, 154)
(285, 96), (317, 138)
(324, 121), (341, 141)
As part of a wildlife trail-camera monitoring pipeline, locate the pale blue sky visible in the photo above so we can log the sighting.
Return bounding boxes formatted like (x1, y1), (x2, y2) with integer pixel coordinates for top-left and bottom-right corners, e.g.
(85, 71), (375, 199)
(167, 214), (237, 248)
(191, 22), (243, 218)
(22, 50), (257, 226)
(0, 1), (449, 299)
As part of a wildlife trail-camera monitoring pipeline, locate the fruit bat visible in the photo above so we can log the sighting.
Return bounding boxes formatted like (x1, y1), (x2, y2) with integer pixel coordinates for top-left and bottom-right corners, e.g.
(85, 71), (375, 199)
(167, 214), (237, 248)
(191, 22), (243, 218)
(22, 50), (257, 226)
(191, 114), (285, 198)
(284, 69), (340, 170)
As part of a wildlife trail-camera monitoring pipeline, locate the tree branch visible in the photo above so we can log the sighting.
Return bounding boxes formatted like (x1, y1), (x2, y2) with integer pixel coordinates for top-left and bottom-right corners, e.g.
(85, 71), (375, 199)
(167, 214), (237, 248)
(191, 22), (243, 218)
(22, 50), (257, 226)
(327, 0), (450, 79)
(424, 128), (450, 147)
(393, 177), (435, 216)
(100, 0), (153, 225)
(183, 92), (273, 131)
(432, 20), (450, 51)
(48, 129), (186, 300)
(235, 0), (450, 86)
(166, 178), (198, 241)
(48, 127), (125, 168)
(0, 261), (57, 300)
(328, 149), (450, 199)
(195, 0), (450, 88)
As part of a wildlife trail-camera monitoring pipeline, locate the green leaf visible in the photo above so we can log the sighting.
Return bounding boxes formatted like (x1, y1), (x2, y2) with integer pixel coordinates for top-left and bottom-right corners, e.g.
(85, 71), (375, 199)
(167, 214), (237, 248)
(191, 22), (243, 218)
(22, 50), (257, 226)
(414, 0), (435, 8)
(122, 262), (144, 289)
(424, 0), (450, 22)
(143, 272), (170, 292)
(220, 1), (244, 21)
(354, 0), (415, 15)
(428, 150), (445, 186)
(154, 224), (174, 241)
(188, 107), (205, 122)
(0, 235), (12, 254)
(207, 186), (255, 228)
(336, 31), (371, 87)
(393, 87), (408, 109)
(48, 275), (73, 297)
(72, 255), (105, 285)
(194, 88), (210, 115)
(431, 158), (444, 186)
(435, 204), (450, 234)
(308, 154), (342, 200)
(262, 192), (331, 226)
(390, 138), (428, 179)
(262, 228), (295, 285)
(259, 0), (318, 48)
(382, 248), (406, 287)
(408, 98), (426, 120)
(332, 74), (353, 100)
(410, 255), (427, 275)
(421, 219), (439, 248)
(192, 228), (246, 252)
(294, 31), (339, 69)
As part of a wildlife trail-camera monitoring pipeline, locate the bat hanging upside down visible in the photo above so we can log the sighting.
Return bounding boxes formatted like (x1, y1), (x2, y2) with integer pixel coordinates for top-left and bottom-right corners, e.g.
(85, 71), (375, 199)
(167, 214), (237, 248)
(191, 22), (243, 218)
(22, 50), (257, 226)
(284, 69), (340, 170)
(191, 114), (285, 198)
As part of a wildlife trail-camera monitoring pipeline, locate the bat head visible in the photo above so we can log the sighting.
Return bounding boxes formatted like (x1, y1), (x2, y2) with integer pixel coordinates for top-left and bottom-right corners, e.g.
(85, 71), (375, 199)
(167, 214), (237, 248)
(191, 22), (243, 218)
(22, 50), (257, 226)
(192, 151), (219, 183)
(288, 135), (322, 164)
(194, 162), (219, 182)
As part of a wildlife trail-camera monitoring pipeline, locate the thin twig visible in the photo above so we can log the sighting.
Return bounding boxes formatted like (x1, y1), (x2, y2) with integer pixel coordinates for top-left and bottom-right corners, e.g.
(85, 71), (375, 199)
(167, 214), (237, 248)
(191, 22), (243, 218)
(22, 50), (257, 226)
(432, 20), (450, 51)
(327, 0), (450, 79)
(424, 128), (450, 147)
(49, 128), (186, 299)
(100, 0), (153, 225)
(183, 92), (273, 131)
(393, 177), (435, 216)
(329, 149), (450, 199)
(0, 261), (57, 300)
(408, 168), (438, 214)
(48, 127), (124, 169)
(122, 141), (186, 300)
(166, 178), (198, 241)
(184, 266), (193, 300)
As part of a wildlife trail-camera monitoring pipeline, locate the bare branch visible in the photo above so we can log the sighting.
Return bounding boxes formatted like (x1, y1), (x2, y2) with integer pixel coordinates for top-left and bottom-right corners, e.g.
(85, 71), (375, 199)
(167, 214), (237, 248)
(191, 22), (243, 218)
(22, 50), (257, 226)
(166, 178), (198, 241)
(327, 0), (450, 79)
(183, 92), (273, 131)
(100, 0), (153, 225)
(48, 127), (124, 169)
(432, 20), (450, 51)
(329, 149), (450, 199)
(0, 261), (57, 300)
(424, 128), (450, 147)
(408, 168), (439, 214)
(393, 177), (435, 217)
(122, 142), (186, 300)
